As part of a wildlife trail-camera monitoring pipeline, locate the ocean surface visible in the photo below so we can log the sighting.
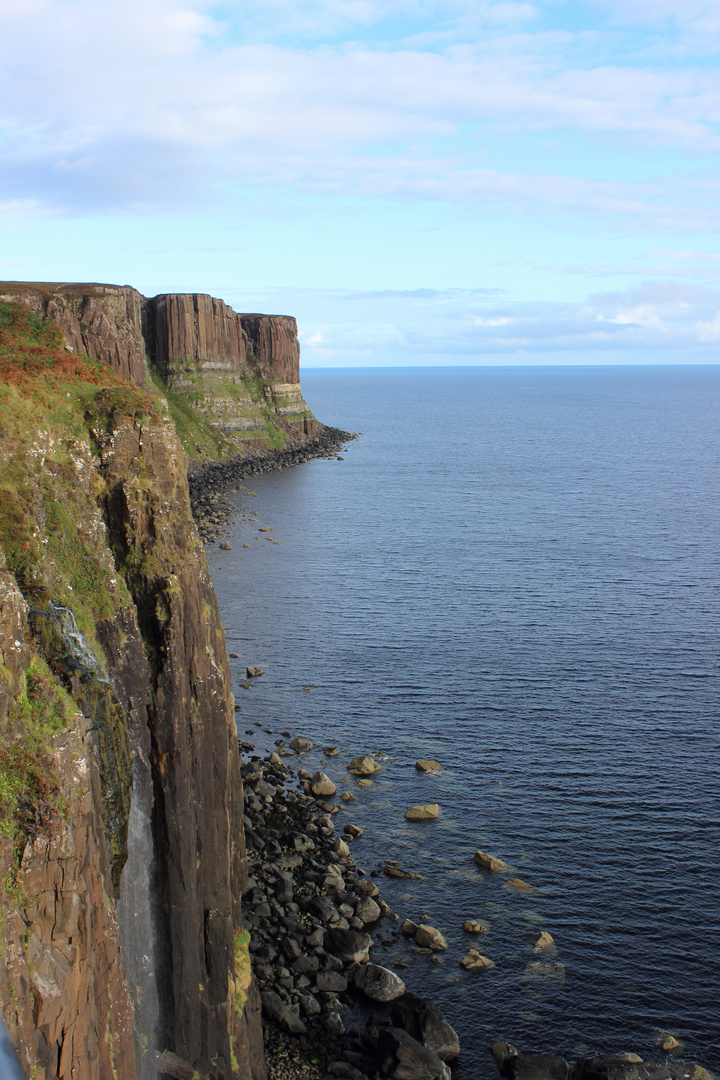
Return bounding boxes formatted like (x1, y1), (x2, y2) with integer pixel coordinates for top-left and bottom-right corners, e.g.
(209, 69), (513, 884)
(204, 366), (720, 1077)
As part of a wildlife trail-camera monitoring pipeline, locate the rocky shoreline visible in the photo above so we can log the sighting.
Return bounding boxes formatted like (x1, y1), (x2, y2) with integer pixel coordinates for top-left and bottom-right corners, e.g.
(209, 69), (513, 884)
(189, 426), (358, 543)
(239, 744), (715, 1080)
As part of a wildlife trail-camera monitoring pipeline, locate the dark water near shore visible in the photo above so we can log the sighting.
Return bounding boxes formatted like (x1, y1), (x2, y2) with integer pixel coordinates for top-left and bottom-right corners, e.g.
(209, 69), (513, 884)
(205, 366), (720, 1077)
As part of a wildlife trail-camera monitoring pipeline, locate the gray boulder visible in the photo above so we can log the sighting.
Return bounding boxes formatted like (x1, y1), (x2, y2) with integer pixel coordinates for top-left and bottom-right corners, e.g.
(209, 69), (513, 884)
(390, 992), (460, 1061)
(325, 927), (373, 964)
(376, 1027), (451, 1080)
(260, 991), (306, 1035)
(353, 963), (406, 1002)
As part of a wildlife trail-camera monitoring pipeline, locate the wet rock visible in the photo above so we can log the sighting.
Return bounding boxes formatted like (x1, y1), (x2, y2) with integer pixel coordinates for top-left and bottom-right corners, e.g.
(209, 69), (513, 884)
(357, 778), (374, 787)
(532, 931), (555, 949)
(341, 792), (356, 803)
(290, 737), (314, 752)
(347, 755), (382, 776)
(376, 1026), (451, 1080)
(491, 1043), (519, 1068)
(390, 992), (460, 1061)
(324, 746), (341, 756)
(415, 760), (443, 772)
(261, 991), (307, 1034)
(344, 823), (364, 837)
(385, 864), (422, 881)
(459, 949), (495, 971)
(333, 837), (351, 858)
(462, 919), (489, 934)
(415, 925), (447, 951)
(219, 541), (232, 550)
(401, 920), (418, 937)
(312, 771), (337, 796)
(474, 850), (506, 873)
(506, 878), (534, 890)
(405, 804), (440, 821)
(659, 1037), (681, 1053)
(246, 665), (265, 677)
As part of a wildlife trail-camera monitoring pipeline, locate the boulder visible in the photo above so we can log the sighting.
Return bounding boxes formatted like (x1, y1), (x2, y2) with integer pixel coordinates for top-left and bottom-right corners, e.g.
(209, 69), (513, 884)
(506, 878), (534, 890)
(333, 837), (351, 858)
(390, 992), (460, 1061)
(459, 949), (495, 971)
(344, 823), (364, 837)
(325, 927), (372, 964)
(324, 746), (341, 756)
(260, 991), (306, 1034)
(290, 737), (313, 752)
(246, 665), (265, 677)
(502, 1055), (569, 1080)
(316, 971), (348, 993)
(311, 771), (337, 796)
(376, 1026), (451, 1080)
(353, 963), (406, 1002)
(355, 896), (382, 924)
(405, 804), (440, 821)
(347, 755), (382, 776)
(219, 541), (232, 550)
(341, 792), (356, 803)
(659, 1037), (681, 1053)
(400, 919), (418, 937)
(532, 931), (554, 949)
(415, 925), (447, 951)
(462, 919), (489, 934)
(415, 760), (443, 772)
(474, 850), (506, 873)
(491, 1043), (519, 1068)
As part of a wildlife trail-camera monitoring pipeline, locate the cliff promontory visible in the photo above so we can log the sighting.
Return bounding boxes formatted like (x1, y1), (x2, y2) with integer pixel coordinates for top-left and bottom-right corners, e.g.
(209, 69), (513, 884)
(0, 292), (270, 1079)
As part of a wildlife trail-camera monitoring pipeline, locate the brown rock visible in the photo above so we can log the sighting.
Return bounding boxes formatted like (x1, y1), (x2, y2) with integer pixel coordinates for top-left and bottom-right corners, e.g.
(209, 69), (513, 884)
(474, 850), (507, 872)
(405, 804), (440, 821)
(415, 760), (443, 772)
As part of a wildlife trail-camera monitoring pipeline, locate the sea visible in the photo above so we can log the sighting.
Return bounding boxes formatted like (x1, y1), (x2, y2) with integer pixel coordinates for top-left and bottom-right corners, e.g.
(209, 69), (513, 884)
(204, 366), (720, 1077)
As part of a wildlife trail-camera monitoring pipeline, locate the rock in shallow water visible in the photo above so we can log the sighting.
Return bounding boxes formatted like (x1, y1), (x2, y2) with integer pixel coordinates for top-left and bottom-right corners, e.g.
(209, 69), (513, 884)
(347, 755), (382, 776)
(474, 850), (506, 872)
(405, 804), (440, 821)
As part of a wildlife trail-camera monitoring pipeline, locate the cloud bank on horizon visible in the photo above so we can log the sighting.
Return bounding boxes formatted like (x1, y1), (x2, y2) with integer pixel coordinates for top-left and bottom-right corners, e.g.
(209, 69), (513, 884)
(1, 0), (719, 364)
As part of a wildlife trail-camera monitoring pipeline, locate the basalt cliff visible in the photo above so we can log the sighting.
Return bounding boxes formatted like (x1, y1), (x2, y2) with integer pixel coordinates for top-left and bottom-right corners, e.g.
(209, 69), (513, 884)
(0, 281), (336, 1080)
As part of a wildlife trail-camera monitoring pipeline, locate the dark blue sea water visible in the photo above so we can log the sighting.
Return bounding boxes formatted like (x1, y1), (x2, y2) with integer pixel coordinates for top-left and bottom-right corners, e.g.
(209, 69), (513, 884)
(205, 366), (720, 1077)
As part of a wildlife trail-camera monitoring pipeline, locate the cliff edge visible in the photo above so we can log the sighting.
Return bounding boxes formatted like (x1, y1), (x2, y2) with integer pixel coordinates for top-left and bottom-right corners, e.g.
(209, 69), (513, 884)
(0, 296), (266, 1079)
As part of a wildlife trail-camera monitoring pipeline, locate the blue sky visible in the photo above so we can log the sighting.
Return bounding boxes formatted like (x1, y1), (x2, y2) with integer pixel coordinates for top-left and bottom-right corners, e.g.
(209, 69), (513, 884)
(1, 0), (720, 364)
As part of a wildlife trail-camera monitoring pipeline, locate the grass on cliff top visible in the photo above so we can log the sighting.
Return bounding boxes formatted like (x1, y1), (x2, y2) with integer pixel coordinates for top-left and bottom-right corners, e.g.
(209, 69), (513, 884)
(0, 301), (161, 647)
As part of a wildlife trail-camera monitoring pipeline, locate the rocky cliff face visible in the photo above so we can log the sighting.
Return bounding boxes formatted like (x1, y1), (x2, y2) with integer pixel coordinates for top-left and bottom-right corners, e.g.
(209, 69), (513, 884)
(0, 282), (321, 456)
(144, 294), (318, 444)
(0, 300), (265, 1079)
(0, 282), (148, 386)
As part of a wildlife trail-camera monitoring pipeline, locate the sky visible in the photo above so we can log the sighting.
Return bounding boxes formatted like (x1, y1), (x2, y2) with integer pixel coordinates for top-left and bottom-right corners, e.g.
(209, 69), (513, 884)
(1, 0), (720, 365)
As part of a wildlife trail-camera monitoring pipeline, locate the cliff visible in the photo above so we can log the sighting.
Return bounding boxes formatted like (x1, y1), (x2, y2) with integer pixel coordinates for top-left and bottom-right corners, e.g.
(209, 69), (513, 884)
(0, 283), (320, 461)
(0, 299), (265, 1079)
